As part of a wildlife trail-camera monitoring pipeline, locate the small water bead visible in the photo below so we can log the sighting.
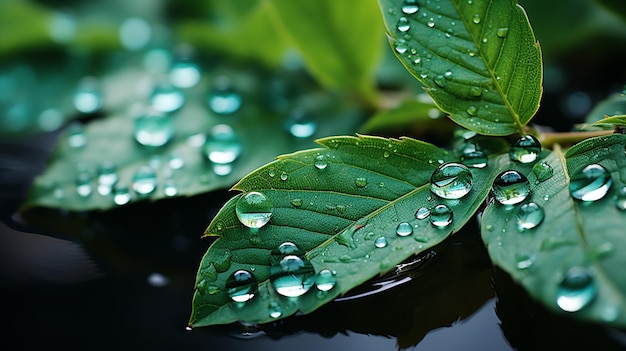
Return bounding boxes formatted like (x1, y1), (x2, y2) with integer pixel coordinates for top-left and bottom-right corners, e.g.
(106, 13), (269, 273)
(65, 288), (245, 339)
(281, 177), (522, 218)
(163, 179), (178, 197)
(355, 177), (368, 188)
(415, 207), (430, 219)
(213, 164), (232, 176)
(509, 135), (541, 163)
(569, 164), (612, 202)
(532, 161), (553, 182)
(290, 198), (303, 208)
(75, 171), (92, 197)
(203, 124), (242, 164)
(515, 252), (536, 270)
(397, 17), (410, 32)
(374, 236), (388, 248)
(427, 19), (435, 27)
(430, 204), (453, 227)
(314, 155), (328, 170)
(466, 105), (478, 116)
(469, 86), (482, 97)
(112, 184), (131, 205)
(396, 222), (413, 237)
(133, 110), (174, 147)
(614, 186), (626, 210)
(278, 242), (299, 255)
(496, 27), (509, 38)
(226, 270), (258, 303)
(315, 269), (337, 291)
(515, 202), (545, 231)
(268, 302), (283, 318)
(286, 108), (317, 138)
(280, 172), (289, 181)
(556, 266), (597, 312)
(472, 14), (481, 24)
(73, 76), (102, 114)
(270, 255), (316, 297)
(235, 191), (273, 229)
(150, 80), (185, 113)
(434, 75), (447, 88)
(168, 60), (201, 88)
(207, 76), (242, 115)
(492, 170), (531, 205)
(97, 161), (119, 196)
(66, 123), (87, 148)
(132, 166), (158, 195)
(401, 0), (419, 14)
(460, 150), (488, 168)
(430, 162), (473, 199)
(168, 153), (185, 170)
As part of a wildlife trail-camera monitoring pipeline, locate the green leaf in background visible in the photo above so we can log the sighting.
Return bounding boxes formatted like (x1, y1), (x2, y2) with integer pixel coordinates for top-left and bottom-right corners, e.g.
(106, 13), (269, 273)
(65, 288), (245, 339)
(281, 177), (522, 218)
(378, 0), (543, 136)
(268, 0), (385, 104)
(481, 134), (626, 327)
(358, 94), (441, 133)
(189, 135), (502, 327)
(596, 0), (626, 20)
(585, 93), (626, 125)
(593, 115), (626, 128)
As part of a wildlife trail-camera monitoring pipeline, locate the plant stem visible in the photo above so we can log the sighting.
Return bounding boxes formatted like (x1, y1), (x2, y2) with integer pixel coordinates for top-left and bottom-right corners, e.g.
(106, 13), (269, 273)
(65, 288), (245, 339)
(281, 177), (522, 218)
(538, 130), (613, 148)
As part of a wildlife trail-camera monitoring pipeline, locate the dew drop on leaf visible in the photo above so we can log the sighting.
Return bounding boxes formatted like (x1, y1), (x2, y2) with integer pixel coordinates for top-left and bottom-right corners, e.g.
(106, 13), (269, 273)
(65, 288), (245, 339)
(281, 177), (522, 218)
(150, 80), (185, 113)
(73, 76), (102, 114)
(401, 0), (419, 14)
(132, 165), (158, 195)
(430, 162), (473, 199)
(207, 76), (242, 115)
(396, 222), (413, 237)
(314, 154), (328, 169)
(268, 301), (283, 318)
(97, 161), (119, 196)
(509, 135), (541, 163)
(169, 60), (201, 88)
(270, 255), (315, 297)
(430, 204), (453, 227)
(286, 108), (317, 138)
(472, 14), (481, 24)
(397, 17), (410, 32)
(163, 179), (178, 197)
(374, 236), (388, 248)
(66, 122), (87, 148)
(515, 202), (545, 231)
(355, 177), (368, 188)
(203, 124), (242, 164)
(460, 150), (488, 168)
(133, 109), (174, 147)
(569, 164), (612, 202)
(492, 170), (531, 205)
(532, 161), (553, 182)
(515, 251), (536, 270)
(415, 207), (430, 219)
(614, 186), (626, 211)
(315, 269), (337, 291)
(112, 184), (131, 205)
(226, 269), (258, 303)
(75, 171), (92, 197)
(290, 198), (303, 208)
(556, 266), (597, 312)
(235, 191), (273, 229)
(496, 27), (509, 38)
(466, 105), (478, 116)
(277, 242), (299, 255)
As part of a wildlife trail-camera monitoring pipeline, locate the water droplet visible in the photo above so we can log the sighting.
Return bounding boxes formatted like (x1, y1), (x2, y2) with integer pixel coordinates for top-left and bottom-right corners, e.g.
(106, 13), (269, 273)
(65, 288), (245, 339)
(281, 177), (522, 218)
(207, 76), (242, 115)
(119, 17), (151, 51)
(226, 269), (258, 303)
(469, 86), (482, 97)
(396, 222), (413, 237)
(73, 76), (102, 114)
(132, 166), (158, 195)
(374, 236), (388, 248)
(270, 255), (315, 297)
(235, 191), (273, 229)
(203, 124), (242, 164)
(268, 301), (282, 318)
(280, 172), (288, 181)
(569, 164), (612, 202)
(515, 252), (536, 270)
(150, 80), (184, 113)
(168, 153), (185, 170)
(112, 184), (131, 205)
(66, 123), (87, 148)
(163, 179), (178, 197)
(614, 186), (626, 210)
(314, 155), (328, 170)
(395, 40), (408, 54)
(430, 162), (473, 199)
(415, 207), (430, 219)
(556, 266), (597, 312)
(286, 108), (317, 138)
(278, 242), (299, 255)
(492, 170), (531, 205)
(496, 27), (509, 38)
(434, 75), (447, 88)
(290, 198), (303, 208)
(427, 18), (435, 27)
(75, 171), (92, 197)
(133, 109), (174, 147)
(355, 177), (368, 188)
(472, 14), (481, 24)
(401, 0), (419, 14)
(532, 161), (553, 182)
(430, 204), (453, 227)
(466, 105), (478, 116)
(97, 161), (119, 196)
(509, 135), (541, 163)
(397, 17), (410, 32)
(515, 202), (545, 231)
(315, 269), (337, 291)
(169, 60), (200, 88)
(460, 150), (488, 168)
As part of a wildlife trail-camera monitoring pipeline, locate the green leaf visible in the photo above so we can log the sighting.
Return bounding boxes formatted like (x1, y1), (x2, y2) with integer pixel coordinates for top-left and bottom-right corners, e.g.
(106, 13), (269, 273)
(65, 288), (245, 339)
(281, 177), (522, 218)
(378, 0), (543, 136)
(585, 93), (626, 125)
(481, 134), (626, 328)
(592, 115), (626, 128)
(358, 95), (440, 133)
(268, 0), (385, 103)
(190, 134), (502, 327)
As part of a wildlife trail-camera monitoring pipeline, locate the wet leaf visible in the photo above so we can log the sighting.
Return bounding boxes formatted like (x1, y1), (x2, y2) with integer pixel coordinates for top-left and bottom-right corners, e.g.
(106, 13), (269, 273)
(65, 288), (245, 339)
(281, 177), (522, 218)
(378, 0), (543, 136)
(592, 115), (626, 128)
(585, 93), (626, 126)
(359, 95), (440, 133)
(481, 134), (626, 328)
(268, 0), (385, 102)
(190, 134), (502, 327)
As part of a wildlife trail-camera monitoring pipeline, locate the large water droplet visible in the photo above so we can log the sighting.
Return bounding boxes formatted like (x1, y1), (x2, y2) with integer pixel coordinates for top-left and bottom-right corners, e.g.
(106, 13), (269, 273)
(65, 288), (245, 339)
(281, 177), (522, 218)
(97, 161), (119, 196)
(492, 170), (530, 205)
(614, 186), (626, 210)
(132, 165), (158, 195)
(73, 76), (102, 114)
(532, 161), (553, 182)
(374, 236), (388, 248)
(226, 269), (258, 303)
(203, 124), (242, 164)
(430, 204), (453, 227)
(150, 80), (184, 113)
(415, 207), (430, 219)
(235, 191), (273, 229)
(515, 202), (545, 231)
(208, 76), (242, 115)
(556, 266), (597, 312)
(401, 0), (419, 14)
(460, 150), (488, 168)
(396, 222), (413, 237)
(430, 162), (473, 199)
(315, 269), (337, 291)
(270, 255), (315, 297)
(314, 154), (328, 170)
(133, 109), (174, 147)
(112, 184), (131, 205)
(569, 164), (612, 202)
(509, 135), (541, 163)
(472, 14), (481, 24)
(397, 17), (410, 32)
(278, 242), (299, 255)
